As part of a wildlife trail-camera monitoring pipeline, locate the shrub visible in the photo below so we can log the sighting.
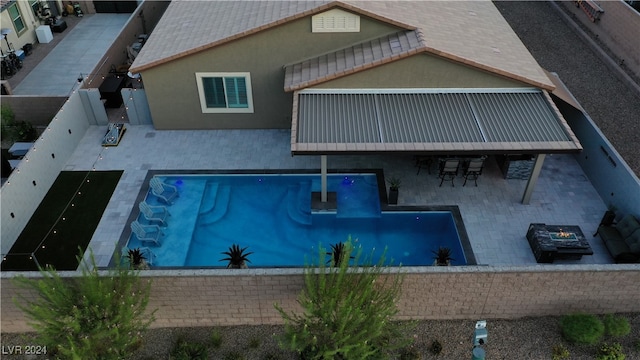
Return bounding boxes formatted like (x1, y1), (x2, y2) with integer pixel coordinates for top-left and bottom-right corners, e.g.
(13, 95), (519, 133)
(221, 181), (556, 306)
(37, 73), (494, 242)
(11, 120), (38, 141)
(274, 238), (413, 359)
(13, 250), (155, 359)
(1, 104), (15, 140)
(429, 340), (443, 355)
(210, 330), (223, 348)
(597, 342), (625, 360)
(560, 313), (604, 345)
(1, 104), (15, 124)
(170, 338), (208, 360)
(552, 344), (570, 360)
(603, 314), (631, 337)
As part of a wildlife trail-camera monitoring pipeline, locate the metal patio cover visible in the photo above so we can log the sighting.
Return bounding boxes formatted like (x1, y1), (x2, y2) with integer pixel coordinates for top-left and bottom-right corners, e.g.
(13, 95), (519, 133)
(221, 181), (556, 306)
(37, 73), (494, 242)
(291, 89), (582, 155)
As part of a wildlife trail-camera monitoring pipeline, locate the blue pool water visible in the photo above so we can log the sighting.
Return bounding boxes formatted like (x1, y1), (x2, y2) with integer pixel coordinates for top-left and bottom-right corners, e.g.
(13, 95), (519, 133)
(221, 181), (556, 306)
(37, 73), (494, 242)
(126, 174), (467, 267)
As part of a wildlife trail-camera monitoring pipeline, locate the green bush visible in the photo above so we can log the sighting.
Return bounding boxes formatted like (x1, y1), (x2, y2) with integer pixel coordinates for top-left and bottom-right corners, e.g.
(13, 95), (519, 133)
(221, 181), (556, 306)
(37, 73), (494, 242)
(275, 238), (413, 359)
(170, 338), (208, 360)
(603, 314), (631, 337)
(11, 120), (38, 141)
(552, 344), (570, 360)
(1, 104), (15, 124)
(210, 330), (223, 348)
(13, 250), (155, 359)
(560, 313), (605, 345)
(1, 104), (15, 140)
(597, 342), (625, 360)
(0, 104), (37, 142)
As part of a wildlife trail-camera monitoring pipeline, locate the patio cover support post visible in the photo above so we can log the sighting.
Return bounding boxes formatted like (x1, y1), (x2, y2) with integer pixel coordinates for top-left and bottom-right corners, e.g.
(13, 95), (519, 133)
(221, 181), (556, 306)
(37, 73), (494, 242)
(321, 155), (327, 202)
(522, 154), (546, 205)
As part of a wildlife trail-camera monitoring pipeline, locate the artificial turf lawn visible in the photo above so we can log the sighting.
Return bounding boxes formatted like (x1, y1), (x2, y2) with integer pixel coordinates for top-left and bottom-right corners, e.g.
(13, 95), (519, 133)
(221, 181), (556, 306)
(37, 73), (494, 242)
(1, 171), (123, 271)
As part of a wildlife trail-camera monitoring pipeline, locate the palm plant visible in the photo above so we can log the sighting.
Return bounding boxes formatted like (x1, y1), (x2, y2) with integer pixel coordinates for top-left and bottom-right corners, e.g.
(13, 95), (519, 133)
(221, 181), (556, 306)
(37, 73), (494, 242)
(126, 248), (149, 270)
(326, 242), (354, 266)
(220, 244), (253, 269)
(432, 246), (454, 266)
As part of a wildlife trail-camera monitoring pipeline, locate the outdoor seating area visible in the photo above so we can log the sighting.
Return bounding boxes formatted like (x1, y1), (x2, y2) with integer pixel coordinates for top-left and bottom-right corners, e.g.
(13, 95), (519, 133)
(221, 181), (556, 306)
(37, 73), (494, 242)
(415, 156), (488, 187)
(595, 213), (640, 263)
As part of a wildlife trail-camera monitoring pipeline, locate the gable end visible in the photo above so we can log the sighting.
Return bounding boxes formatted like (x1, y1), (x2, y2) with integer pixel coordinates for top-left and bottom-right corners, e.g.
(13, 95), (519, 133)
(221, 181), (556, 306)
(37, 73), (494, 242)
(312, 8), (360, 33)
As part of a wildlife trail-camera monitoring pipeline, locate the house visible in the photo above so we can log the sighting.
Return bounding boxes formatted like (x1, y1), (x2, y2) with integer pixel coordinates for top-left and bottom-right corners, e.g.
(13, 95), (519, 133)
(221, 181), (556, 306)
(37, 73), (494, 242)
(131, 0), (583, 202)
(0, 0), (44, 57)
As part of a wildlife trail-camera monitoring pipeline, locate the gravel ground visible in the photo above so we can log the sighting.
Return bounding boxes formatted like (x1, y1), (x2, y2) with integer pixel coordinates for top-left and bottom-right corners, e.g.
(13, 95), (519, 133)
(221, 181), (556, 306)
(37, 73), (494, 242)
(2, 314), (640, 359)
(495, 1), (640, 177)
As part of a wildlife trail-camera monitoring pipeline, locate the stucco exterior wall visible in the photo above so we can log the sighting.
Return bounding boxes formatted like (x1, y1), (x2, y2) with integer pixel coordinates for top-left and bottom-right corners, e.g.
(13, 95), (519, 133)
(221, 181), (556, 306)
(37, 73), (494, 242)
(0, 1), (40, 54)
(141, 15), (401, 130)
(558, 1), (640, 80)
(310, 54), (531, 89)
(3, 266), (639, 332)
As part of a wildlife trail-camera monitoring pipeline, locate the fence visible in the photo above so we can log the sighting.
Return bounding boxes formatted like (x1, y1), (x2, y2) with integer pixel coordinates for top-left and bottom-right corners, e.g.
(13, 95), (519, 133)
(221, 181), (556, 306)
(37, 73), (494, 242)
(2, 265), (639, 333)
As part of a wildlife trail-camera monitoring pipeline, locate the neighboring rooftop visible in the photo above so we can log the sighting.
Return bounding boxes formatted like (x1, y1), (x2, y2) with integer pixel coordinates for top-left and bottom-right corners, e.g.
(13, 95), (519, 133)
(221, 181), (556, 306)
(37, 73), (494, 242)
(130, 0), (554, 90)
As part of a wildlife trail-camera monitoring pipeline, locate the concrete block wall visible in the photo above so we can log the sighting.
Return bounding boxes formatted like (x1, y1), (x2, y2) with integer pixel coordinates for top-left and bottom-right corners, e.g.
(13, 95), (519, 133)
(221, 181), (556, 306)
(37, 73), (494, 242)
(0, 91), (90, 255)
(556, 95), (640, 217)
(2, 266), (639, 333)
(558, 1), (640, 80)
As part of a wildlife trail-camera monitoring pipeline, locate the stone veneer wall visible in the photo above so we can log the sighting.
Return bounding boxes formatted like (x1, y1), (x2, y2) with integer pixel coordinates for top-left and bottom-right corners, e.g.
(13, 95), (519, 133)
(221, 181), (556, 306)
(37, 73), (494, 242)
(2, 266), (640, 333)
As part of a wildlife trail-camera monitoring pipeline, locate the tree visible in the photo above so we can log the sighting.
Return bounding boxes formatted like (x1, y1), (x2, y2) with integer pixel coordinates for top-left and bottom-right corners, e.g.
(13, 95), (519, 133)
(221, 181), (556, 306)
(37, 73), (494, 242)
(13, 250), (155, 359)
(275, 238), (412, 359)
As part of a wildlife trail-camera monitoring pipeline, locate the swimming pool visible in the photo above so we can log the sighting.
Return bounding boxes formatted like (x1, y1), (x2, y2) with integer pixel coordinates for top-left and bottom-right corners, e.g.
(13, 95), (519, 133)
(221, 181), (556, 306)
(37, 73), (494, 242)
(123, 173), (470, 267)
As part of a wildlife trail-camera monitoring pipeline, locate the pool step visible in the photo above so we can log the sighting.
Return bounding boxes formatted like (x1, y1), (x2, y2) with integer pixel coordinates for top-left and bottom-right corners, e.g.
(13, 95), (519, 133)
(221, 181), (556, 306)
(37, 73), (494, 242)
(199, 185), (231, 225)
(199, 182), (220, 215)
(287, 181), (312, 225)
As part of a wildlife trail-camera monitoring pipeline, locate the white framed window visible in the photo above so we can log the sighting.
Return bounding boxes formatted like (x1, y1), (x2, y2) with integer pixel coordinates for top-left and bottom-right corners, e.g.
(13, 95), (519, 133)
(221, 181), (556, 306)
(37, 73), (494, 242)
(8, 4), (26, 34)
(29, 0), (40, 17)
(195, 72), (254, 113)
(312, 8), (360, 33)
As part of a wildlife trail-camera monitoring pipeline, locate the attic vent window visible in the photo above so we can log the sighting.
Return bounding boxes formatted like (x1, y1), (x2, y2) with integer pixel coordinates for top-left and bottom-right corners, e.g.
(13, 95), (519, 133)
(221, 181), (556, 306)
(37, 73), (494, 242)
(312, 9), (360, 33)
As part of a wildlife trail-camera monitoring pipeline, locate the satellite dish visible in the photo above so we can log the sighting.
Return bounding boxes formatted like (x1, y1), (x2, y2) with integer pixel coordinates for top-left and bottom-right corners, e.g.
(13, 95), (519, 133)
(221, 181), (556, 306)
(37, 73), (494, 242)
(0, 28), (12, 36)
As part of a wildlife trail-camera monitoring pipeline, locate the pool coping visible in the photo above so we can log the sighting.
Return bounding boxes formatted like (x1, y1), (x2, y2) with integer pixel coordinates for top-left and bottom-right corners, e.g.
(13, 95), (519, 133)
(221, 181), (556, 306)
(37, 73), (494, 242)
(110, 169), (476, 268)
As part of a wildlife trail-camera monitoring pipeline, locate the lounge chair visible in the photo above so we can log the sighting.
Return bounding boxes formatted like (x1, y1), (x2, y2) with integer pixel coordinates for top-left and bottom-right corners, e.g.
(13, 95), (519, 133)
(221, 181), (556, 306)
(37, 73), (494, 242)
(462, 157), (486, 187)
(438, 159), (460, 187)
(130, 220), (163, 246)
(149, 177), (179, 204)
(139, 201), (170, 226)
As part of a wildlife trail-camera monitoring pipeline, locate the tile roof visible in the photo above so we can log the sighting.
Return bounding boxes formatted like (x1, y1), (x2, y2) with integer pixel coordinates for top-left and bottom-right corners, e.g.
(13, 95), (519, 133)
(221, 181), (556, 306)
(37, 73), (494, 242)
(284, 30), (423, 91)
(130, 0), (553, 90)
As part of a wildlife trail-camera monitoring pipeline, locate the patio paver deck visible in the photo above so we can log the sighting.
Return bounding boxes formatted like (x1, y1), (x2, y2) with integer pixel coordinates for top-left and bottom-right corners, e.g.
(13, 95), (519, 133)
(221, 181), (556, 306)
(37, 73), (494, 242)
(64, 125), (611, 267)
